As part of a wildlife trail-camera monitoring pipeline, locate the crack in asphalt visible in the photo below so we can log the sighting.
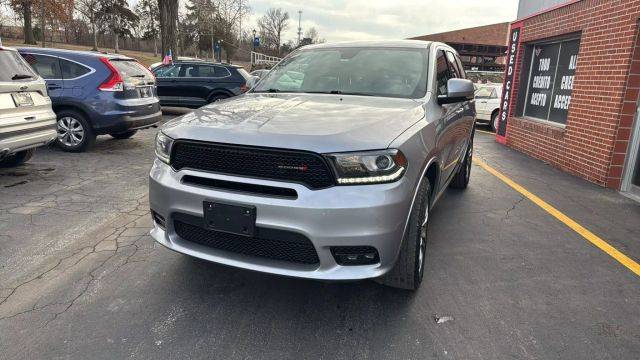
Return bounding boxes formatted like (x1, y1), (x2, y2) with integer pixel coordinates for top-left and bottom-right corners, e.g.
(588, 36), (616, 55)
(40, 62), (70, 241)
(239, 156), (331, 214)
(0, 195), (153, 324)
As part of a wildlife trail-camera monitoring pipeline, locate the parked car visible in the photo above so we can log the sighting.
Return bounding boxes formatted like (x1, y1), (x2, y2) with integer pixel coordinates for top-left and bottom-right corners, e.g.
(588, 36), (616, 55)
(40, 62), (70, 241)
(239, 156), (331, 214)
(474, 84), (502, 132)
(152, 61), (252, 108)
(18, 48), (162, 152)
(149, 41), (476, 290)
(149, 57), (205, 71)
(0, 46), (57, 167)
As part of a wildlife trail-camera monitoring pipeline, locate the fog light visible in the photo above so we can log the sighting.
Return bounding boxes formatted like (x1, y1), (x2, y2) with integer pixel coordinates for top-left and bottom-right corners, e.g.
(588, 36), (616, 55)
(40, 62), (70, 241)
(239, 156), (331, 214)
(151, 210), (166, 230)
(331, 246), (380, 265)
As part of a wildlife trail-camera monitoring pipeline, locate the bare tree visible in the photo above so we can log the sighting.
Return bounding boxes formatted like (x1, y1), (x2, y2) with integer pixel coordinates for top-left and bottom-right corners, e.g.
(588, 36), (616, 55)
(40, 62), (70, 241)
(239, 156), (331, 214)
(10, 0), (36, 44)
(76, 0), (100, 50)
(257, 7), (289, 56)
(158, 0), (178, 59)
(97, 0), (138, 53)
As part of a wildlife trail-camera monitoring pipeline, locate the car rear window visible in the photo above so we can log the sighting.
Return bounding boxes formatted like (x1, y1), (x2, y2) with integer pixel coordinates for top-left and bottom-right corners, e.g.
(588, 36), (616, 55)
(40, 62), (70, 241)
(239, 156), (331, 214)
(0, 49), (37, 82)
(109, 59), (153, 83)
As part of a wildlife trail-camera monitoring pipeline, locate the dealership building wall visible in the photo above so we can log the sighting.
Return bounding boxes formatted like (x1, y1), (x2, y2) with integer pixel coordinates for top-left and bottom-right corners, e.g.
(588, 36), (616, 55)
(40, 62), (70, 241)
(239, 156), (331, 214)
(500, 0), (640, 193)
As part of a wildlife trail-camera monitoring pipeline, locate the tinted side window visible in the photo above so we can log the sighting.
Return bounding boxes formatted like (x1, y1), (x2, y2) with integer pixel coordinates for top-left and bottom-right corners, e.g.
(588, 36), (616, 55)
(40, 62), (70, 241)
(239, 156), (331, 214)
(446, 51), (461, 79)
(22, 54), (62, 79)
(198, 65), (216, 78)
(214, 66), (231, 77)
(180, 64), (199, 78)
(154, 64), (179, 78)
(435, 50), (451, 96)
(60, 59), (90, 79)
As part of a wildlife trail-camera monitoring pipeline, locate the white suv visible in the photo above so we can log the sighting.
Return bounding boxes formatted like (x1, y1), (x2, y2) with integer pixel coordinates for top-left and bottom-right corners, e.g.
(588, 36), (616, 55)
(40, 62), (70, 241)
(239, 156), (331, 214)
(0, 46), (56, 167)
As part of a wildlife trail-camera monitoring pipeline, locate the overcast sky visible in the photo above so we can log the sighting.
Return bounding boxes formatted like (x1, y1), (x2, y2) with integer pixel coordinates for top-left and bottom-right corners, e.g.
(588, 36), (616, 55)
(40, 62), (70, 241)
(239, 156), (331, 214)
(247, 0), (519, 43)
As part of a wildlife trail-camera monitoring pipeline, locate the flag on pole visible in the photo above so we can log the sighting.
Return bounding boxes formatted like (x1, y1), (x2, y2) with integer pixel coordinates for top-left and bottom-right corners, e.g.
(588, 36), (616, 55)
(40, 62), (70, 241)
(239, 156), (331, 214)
(162, 49), (173, 65)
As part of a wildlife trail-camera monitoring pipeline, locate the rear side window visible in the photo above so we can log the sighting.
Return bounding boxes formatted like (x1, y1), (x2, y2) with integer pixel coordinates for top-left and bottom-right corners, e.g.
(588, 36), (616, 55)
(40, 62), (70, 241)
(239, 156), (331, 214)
(21, 53), (60, 79)
(198, 65), (231, 78)
(60, 59), (91, 79)
(109, 59), (153, 82)
(0, 50), (38, 81)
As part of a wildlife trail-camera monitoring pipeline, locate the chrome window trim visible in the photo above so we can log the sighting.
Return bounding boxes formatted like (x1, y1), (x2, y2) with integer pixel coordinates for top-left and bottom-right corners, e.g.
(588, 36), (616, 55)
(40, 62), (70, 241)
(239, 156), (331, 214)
(21, 52), (96, 81)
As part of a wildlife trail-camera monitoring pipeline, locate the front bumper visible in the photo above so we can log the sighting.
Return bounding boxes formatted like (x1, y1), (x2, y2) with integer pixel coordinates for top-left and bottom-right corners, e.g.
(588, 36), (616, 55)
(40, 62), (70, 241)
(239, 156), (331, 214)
(149, 160), (415, 281)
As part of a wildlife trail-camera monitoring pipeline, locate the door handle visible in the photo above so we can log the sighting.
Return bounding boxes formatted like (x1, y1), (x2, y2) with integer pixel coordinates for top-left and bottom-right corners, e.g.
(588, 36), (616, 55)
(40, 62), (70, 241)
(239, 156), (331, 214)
(24, 116), (36, 121)
(48, 85), (61, 90)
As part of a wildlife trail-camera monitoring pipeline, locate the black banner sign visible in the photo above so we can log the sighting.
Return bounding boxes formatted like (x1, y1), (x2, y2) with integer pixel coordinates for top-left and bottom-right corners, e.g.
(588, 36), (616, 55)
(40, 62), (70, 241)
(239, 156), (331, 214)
(524, 43), (560, 120)
(497, 25), (521, 140)
(548, 39), (580, 124)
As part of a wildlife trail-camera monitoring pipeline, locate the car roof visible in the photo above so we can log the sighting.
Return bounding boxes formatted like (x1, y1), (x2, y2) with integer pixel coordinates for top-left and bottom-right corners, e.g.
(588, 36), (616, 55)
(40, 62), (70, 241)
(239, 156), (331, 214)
(158, 61), (243, 68)
(0, 46), (18, 52)
(301, 40), (434, 50)
(15, 47), (134, 60)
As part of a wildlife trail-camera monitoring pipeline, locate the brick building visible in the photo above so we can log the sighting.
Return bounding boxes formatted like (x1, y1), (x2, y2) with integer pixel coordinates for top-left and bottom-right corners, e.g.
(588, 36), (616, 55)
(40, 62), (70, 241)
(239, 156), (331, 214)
(410, 22), (509, 71)
(497, 0), (640, 199)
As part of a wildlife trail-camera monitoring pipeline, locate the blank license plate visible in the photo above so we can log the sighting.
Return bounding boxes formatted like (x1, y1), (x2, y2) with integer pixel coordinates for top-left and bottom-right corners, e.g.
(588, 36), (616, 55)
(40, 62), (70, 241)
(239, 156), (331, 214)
(203, 201), (256, 237)
(12, 92), (34, 107)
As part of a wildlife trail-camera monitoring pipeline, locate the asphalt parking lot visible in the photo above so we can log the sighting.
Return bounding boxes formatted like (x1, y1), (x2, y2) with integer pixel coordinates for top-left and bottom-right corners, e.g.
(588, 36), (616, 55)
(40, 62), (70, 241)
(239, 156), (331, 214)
(0, 117), (639, 359)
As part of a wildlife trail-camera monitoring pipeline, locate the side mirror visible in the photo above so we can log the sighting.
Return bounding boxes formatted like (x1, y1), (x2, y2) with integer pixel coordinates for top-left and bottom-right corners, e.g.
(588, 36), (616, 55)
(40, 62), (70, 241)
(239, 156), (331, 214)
(246, 75), (260, 89)
(438, 78), (475, 105)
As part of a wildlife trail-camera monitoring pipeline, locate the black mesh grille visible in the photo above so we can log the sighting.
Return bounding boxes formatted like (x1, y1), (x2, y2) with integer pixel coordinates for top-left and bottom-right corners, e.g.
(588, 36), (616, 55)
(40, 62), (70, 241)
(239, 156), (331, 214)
(171, 141), (335, 189)
(174, 220), (320, 265)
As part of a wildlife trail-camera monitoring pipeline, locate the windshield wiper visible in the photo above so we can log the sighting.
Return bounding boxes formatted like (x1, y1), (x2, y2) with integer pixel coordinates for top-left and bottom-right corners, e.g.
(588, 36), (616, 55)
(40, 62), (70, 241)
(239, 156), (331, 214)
(254, 88), (280, 93)
(130, 74), (146, 78)
(11, 74), (33, 80)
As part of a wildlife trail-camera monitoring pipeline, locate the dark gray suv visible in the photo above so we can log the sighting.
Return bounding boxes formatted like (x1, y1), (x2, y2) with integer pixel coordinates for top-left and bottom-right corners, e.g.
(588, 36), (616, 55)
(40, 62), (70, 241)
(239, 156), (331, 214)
(149, 41), (476, 290)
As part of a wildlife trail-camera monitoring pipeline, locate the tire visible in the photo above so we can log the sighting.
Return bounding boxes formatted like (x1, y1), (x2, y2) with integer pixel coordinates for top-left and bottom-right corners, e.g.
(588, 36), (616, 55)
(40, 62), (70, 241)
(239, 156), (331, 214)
(55, 110), (95, 152)
(450, 132), (474, 189)
(377, 178), (431, 290)
(110, 130), (138, 139)
(0, 148), (35, 167)
(490, 111), (499, 132)
(208, 94), (229, 103)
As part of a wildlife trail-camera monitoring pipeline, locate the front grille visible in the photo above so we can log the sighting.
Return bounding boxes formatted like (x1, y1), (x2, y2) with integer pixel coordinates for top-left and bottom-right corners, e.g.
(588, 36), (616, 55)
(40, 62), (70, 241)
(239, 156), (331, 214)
(174, 220), (320, 265)
(171, 141), (335, 189)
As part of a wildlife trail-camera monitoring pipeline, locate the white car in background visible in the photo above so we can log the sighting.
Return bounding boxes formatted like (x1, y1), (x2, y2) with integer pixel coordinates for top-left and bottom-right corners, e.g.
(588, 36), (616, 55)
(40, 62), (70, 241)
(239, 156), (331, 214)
(475, 85), (502, 132)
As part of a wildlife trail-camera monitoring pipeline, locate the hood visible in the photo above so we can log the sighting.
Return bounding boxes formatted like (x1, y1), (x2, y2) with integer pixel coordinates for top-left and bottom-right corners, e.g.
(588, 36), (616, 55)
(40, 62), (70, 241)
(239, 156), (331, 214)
(162, 93), (425, 153)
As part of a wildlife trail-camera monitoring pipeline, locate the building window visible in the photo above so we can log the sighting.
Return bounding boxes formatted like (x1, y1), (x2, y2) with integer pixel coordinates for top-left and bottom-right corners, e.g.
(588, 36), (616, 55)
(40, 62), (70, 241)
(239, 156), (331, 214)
(521, 37), (580, 125)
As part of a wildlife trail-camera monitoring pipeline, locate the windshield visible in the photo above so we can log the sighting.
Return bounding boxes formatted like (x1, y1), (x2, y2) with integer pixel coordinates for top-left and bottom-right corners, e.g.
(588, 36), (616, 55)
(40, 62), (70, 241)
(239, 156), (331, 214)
(0, 49), (37, 82)
(253, 47), (428, 99)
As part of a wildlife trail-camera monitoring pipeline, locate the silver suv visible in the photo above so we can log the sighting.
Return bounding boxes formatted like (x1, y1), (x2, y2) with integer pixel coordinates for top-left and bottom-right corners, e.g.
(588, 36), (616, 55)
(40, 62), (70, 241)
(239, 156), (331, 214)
(0, 46), (56, 167)
(150, 41), (476, 290)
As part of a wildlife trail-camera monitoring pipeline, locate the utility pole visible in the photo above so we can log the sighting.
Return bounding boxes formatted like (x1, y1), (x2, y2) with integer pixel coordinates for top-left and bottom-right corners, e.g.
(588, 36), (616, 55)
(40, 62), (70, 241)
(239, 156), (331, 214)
(297, 10), (302, 46)
(40, 0), (45, 47)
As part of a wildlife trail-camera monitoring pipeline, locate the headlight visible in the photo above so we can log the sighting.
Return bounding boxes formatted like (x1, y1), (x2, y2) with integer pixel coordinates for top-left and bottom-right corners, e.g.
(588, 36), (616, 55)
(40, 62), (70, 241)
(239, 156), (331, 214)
(326, 149), (407, 185)
(155, 132), (173, 164)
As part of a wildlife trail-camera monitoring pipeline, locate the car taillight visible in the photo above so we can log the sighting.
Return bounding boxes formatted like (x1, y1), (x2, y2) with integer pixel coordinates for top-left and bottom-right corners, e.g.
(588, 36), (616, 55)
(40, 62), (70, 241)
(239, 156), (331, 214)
(240, 83), (249, 93)
(98, 57), (124, 92)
